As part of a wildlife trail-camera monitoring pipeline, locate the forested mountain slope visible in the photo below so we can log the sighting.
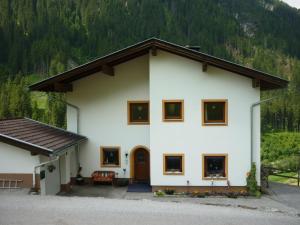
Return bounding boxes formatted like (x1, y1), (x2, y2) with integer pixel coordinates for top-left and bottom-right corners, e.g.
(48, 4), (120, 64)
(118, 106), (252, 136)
(0, 0), (299, 131)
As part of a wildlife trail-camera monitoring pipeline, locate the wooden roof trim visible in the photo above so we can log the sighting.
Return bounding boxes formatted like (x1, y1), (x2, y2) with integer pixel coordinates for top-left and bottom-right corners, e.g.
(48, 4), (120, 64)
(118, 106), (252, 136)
(154, 41), (287, 87)
(29, 40), (153, 91)
(29, 38), (288, 92)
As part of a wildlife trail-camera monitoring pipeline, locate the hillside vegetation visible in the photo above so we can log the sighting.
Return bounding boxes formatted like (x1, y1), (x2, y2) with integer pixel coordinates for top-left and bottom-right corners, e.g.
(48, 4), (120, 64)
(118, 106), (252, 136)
(262, 132), (300, 170)
(0, 0), (299, 132)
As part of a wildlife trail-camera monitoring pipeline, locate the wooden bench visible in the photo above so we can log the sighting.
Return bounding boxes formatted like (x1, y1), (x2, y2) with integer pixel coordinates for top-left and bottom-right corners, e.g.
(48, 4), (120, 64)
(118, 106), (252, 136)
(91, 171), (115, 185)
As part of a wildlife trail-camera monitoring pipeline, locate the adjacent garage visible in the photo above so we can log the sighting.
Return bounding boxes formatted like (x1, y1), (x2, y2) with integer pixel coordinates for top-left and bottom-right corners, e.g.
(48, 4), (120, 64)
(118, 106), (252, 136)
(0, 118), (86, 195)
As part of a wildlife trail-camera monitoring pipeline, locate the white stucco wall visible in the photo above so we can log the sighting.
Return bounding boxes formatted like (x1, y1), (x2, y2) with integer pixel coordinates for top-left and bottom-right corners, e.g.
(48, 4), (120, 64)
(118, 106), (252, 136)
(39, 155), (60, 195)
(0, 142), (40, 173)
(60, 151), (71, 185)
(149, 50), (260, 187)
(66, 50), (261, 186)
(67, 55), (150, 178)
(0, 142), (73, 195)
(39, 149), (74, 196)
(70, 148), (78, 177)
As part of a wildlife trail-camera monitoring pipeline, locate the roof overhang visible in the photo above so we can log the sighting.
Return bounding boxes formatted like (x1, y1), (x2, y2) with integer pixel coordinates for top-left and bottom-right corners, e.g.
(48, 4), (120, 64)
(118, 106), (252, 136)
(0, 118), (87, 157)
(0, 134), (53, 156)
(29, 38), (289, 92)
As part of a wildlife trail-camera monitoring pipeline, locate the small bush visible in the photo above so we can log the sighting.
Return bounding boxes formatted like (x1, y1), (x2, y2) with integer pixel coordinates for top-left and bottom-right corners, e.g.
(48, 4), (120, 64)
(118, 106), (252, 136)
(204, 191), (211, 196)
(196, 193), (206, 198)
(154, 190), (165, 197)
(164, 189), (175, 195)
(190, 191), (206, 198)
(239, 190), (249, 197)
(226, 192), (238, 198)
(246, 163), (261, 197)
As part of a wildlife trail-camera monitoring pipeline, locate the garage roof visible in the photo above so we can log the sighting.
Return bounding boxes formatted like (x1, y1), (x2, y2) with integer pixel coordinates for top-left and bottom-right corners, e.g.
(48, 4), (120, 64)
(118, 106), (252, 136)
(0, 118), (87, 156)
(29, 38), (288, 92)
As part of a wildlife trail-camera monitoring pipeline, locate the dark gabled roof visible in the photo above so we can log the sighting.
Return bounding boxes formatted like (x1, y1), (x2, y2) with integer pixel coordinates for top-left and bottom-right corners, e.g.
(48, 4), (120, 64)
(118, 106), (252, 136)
(29, 38), (288, 92)
(0, 118), (87, 156)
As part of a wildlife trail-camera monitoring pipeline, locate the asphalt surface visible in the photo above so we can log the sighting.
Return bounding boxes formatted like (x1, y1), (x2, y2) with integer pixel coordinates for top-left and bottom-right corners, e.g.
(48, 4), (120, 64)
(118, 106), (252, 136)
(268, 182), (300, 211)
(0, 193), (299, 225)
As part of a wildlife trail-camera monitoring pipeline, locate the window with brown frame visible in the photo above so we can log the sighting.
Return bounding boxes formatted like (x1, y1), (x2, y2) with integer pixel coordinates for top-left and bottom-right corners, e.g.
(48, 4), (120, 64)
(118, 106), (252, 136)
(100, 147), (120, 167)
(163, 154), (184, 175)
(128, 101), (149, 124)
(163, 100), (184, 121)
(202, 100), (228, 125)
(202, 154), (228, 179)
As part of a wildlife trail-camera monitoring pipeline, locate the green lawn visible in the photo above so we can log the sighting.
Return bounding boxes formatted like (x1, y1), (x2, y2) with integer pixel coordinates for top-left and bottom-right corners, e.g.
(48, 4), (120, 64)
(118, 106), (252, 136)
(269, 172), (299, 186)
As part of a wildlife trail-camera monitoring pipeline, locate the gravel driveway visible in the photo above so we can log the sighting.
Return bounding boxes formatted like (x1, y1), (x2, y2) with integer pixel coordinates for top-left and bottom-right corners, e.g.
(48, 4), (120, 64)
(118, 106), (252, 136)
(0, 192), (300, 225)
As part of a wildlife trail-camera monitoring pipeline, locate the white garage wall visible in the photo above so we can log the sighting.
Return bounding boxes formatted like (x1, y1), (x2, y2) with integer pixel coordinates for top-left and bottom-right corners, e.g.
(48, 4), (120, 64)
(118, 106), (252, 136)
(149, 50), (260, 187)
(0, 141), (74, 195)
(60, 148), (73, 185)
(67, 55), (150, 178)
(0, 142), (40, 173)
(70, 148), (78, 177)
(39, 156), (60, 195)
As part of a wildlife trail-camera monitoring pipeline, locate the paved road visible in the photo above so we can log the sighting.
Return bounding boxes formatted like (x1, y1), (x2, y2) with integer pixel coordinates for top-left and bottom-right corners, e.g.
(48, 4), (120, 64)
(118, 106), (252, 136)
(268, 182), (300, 211)
(0, 194), (299, 225)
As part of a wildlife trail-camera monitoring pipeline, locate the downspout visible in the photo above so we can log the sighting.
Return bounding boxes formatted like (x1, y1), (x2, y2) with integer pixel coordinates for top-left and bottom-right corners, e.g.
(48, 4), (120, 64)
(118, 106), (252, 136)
(28, 93), (81, 192)
(32, 138), (86, 192)
(31, 97), (81, 191)
(49, 95), (81, 167)
(65, 102), (81, 168)
(250, 97), (277, 166)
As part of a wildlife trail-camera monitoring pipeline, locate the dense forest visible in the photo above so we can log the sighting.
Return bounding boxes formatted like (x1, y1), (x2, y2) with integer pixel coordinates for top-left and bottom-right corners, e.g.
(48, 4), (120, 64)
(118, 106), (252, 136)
(0, 0), (300, 133)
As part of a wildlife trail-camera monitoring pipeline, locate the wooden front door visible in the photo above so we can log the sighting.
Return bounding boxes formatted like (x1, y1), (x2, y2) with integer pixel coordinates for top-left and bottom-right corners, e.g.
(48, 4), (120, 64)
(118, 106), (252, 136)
(134, 148), (150, 182)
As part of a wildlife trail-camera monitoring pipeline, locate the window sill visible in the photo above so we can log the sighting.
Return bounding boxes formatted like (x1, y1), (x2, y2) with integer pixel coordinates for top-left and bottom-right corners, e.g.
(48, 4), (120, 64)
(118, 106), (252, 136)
(164, 171), (184, 175)
(163, 119), (184, 122)
(202, 122), (228, 126)
(128, 121), (150, 125)
(101, 164), (120, 168)
(202, 177), (228, 180)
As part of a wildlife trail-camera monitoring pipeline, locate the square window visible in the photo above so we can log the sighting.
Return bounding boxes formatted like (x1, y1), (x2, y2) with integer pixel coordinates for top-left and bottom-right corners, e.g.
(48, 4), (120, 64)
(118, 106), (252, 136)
(203, 155), (227, 179)
(202, 100), (227, 125)
(163, 100), (184, 121)
(100, 147), (120, 167)
(128, 101), (149, 124)
(163, 154), (184, 175)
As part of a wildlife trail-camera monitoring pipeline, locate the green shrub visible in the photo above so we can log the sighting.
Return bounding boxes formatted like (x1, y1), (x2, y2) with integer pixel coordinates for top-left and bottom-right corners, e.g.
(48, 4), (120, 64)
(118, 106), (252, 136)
(154, 190), (165, 197)
(262, 132), (300, 171)
(226, 192), (238, 198)
(164, 189), (175, 195)
(190, 191), (206, 198)
(247, 163), (261, 197)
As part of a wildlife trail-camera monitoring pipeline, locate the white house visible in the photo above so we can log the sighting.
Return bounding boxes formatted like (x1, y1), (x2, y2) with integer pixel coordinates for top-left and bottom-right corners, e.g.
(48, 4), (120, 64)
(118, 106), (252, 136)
(0, 38), (288, 194)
